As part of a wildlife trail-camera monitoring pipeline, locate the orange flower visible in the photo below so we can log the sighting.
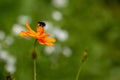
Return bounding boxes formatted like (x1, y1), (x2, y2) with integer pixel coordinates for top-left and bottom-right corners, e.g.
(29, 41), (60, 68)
(20, 22), (56, 46)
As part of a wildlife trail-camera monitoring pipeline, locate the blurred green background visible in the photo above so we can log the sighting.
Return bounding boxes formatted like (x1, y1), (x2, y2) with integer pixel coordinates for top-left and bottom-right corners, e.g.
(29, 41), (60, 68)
(0, 0), (120, 80)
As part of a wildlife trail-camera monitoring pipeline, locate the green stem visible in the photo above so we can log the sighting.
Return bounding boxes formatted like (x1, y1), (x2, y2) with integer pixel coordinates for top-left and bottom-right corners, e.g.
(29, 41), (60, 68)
(33, 59), (37, 80)
(75, 63), (83, 80)
(75, 58), (87, 80)
(33, 39), (37, 80)
(75, 51), (88, 80)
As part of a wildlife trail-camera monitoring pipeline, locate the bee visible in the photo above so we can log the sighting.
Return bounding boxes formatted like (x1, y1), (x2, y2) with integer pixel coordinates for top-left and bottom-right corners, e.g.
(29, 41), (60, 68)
(38, 21), (46, 27)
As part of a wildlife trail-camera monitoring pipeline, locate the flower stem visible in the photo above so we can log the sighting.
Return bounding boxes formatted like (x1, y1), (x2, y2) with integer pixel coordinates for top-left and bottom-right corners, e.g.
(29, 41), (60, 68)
(75, 51), (88, 80)
(75, 61), (83, 80)
(33, 59), (37, 80)
(33, 39), (37, 80)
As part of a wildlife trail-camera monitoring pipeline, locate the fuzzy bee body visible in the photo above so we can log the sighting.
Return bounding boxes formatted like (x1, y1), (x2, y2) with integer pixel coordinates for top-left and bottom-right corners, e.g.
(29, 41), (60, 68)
(38, 21), (46, 27)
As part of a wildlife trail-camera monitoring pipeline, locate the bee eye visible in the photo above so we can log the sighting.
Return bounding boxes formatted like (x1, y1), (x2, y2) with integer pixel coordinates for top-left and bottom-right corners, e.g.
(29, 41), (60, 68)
(38, 21), (46, 27)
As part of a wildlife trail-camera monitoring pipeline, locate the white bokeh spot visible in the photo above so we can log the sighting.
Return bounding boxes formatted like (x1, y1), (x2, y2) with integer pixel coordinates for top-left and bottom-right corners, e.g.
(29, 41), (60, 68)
(12, 24), (26, 36)
(44, 21), (54, 32)
(18, 15), (32, 25)
(53, 27), (68, 41)
(44, 46), (55, 55)
(5, 63), (16, 74)
(63, 47), (72, 57)
(4, 36), (14, 46)
(0, 31), (5, 40)
(0, 50), (9, 61)
(52, 11), (63, 21)
(52, 0), (69, 8)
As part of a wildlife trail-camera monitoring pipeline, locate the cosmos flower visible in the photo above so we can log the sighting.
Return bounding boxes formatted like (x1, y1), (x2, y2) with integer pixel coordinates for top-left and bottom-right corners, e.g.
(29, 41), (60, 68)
(20, 22), (56, 46)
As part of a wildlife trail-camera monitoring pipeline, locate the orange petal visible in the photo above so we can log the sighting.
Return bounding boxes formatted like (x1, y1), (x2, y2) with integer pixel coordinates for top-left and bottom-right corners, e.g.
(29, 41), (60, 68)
(26, 22), (36, 34)
(20, 31), (29, 36)
(20, 31), (37, 38)
(46, 38), (56, 42)
(26, 22), (32, 30)
(38, 38), (56, 46)
(45, 43), (54, 46)
(37, 39), (45, 44)
(37, 26), (44, 35)
(41, 38), (56, 43)
(38, 33), (50, 38)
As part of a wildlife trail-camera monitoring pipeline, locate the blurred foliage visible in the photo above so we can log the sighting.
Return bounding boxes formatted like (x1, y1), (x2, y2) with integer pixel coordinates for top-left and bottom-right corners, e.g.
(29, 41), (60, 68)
(0, 0), (120, 80)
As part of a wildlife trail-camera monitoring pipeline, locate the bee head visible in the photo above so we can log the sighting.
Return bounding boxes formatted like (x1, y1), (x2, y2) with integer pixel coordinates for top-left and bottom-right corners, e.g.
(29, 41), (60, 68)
(38, 21), (46, 27)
